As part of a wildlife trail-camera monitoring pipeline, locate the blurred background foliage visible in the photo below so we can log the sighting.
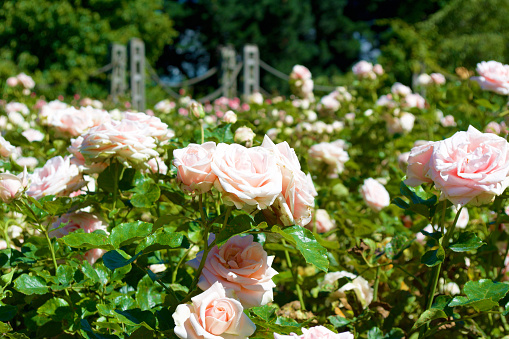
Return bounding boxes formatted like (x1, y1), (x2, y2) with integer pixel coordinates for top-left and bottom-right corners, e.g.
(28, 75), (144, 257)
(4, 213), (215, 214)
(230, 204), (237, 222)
(0, 0), (508, 99)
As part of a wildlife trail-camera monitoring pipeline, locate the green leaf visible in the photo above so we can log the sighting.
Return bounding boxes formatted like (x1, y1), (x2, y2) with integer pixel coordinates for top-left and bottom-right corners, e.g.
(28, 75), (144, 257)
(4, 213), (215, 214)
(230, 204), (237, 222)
(250, 304), (277, 323)
(131, 181), (161, 208)
(102, 250), (142, 271)
(135, 228), (184, 253)
(136, 275), (164, 311)
(37, 298), (71, 322)
(97, 161), (123, 193)
(60, 230), (113, 250)
(56, 265), (73, 286)
(41, 197), (73, 216)
(14, 274), (49, 295)
(110, 221), (153, 249)
(0, 321), (12, 333)
(328, 315), (351, 328)
(420, 246), (445, 267)
(412, 309), (447, 329)
(216, 214), (258, 245)
(474, 98), (497, 110)
(449, 232), (485, 252)
(81, 260), (100, 284)
(114, 309), (156, 329)
(367, 327), (384, 339)
(448, 296), (498, 312)
(449, 279), (509, 312)
(204, 124), (233, 143)
(272, 225), (329, 272)
(0, 305), (17, 321)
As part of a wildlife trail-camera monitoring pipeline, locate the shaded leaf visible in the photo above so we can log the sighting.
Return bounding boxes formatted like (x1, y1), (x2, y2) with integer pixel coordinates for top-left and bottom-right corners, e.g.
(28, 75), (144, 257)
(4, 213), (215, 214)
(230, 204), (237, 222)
(103, 250), (142, 271)
(110, 221), (153, 249)
(449, 232), (484, 252)
(14, 274), (49, 295)
(131, 181), (161, 208)
(412, 309), (447, 329)
(421, 246), (444, 267)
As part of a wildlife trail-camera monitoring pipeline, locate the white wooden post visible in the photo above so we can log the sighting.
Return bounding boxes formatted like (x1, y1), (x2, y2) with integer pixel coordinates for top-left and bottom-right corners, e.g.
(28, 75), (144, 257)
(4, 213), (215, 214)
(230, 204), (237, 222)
(110, 43), (127, 103)
(129, 38), (146, 112)
(243, 44), (259, 97)
(220, 46), (237, 98)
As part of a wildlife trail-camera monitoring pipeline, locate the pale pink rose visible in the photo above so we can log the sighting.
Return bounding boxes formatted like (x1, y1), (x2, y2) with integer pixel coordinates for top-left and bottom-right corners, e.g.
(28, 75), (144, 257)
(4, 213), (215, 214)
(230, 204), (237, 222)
(416, 74), (432, 86)
(79, 120), (159, 169)
(27, 156), (87, 200)
(83, 248), (107, 265)
(173, 282), (256, 339)
(274, 326), (353, 339)
(320, 271), (373, 308)
(154, 99), (176, 113)
(404, 141), (436, 187)
(403, 93), (426, 109)
(187, 235), (278, 308)
(15, 157), (38, 168)
(38, 100), (69, 122)
(373, 64), (384, 75)
(376, 94), (396, 108)
(352, 60), (374, 78)
(223, 111), (238, 124)
(485, 121), (508, 135)
(147, 156), (168, 175)
(428, 126), (509, 206)
(148, 263), (167, 273)
(0, 168), (28, 203)
(234, 127), (256, 146)
(68, 137), (108, 174)
(301, 78), (314, 94)
(317, 94), (340, 115)
(173, 142), (217, 194)
(309, 140), (349, 176)
(16, 73), (35, 89)
(248, 92), (264, 105)
(22, 128), (44, 142)
(290, 65), (312, 80)
(391, 82), (412, 97)
(398, 151), (411, 171)
(431, 73), (446, 85)
(471, 61), (509, 95)
(361, 178), (390, 212)
(262, 136), (317, 227)
(306, 209), (336, 233)
(440, 115), (457, 127)
(123, 112), (170, 142)
(6, 102), (29, 116)
(6, 77), (18, 87)
(8, 111), (27, 128)
(212, 143), (282, 210)
(44, 106), (111, 137)
(0, 136), (16, 157)
(0, 240), (7, 250)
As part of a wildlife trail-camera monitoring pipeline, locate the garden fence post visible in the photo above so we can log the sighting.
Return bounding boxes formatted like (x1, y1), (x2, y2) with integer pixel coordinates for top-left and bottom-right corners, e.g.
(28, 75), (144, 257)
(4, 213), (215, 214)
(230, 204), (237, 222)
(243, 44), (259, 98)
(220, 45), (237, 99)
(110, 43), (127, 103)
(129, 38), (146, 112)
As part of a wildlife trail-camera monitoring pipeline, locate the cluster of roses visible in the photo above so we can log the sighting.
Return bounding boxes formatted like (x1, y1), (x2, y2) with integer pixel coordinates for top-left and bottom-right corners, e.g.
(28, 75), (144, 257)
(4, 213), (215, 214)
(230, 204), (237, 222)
(471, 60), (509, 95)
(6, 73), (35, 96)
(405, 125), (509, 207)
(316, 87), (353, 116)
(173, 136), (317, 227)
(289, 65), (314, 101)
(351, 60), (384, 80)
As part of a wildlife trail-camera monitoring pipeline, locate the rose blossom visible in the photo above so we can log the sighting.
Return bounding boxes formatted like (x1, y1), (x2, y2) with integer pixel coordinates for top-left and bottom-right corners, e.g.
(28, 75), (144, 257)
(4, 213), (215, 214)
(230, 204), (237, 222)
(147, 156), (168, 175)
(27, 156), (87, 200)
(6, 102), (29, 116)
(373, 64), (384, 75)
(352, 60), (374, 78)
(0, 136), (16, 157)
(173, 281), (256, 339)
(16, 73), (35, 89)
(173, 142), (217, 194)
(15, 157), (38, 169)
(320, 271), (373, 308)
(306, 209), (336, 233)
(431, 73), (446, 85)
(403, 93), (426, 108)
(361, 178), (390, 212)
(211, 143), (282, 210)
(290, 65), (312, 80)
(49, 211), (108, 265)
(376, 94), (396, 108)
(43, 106), (111, 137)
(6, 77), (18, 87)
(234, 127), (256, 146)
(404, 141), (436, 187)
(68, 136), (108, 174)
(79, 119), (159, 169)
(485, 121), (508, 135)
(416, 73), (432, 86)
(317, 94), (340, 115)
(440, 115), (457, 127)
(22, 128), (44, 142)
(471, 61), (509, 95)
(262, 136), (317, 227)
(223, 111), (238, 124)
(123, 112), (171, 142)
(274, 326), (353, 339)
(308, 140), (349, 177)
(391, 82), (412, 97)
(187, 234), (278, 308)
(0, 168), (28, 203)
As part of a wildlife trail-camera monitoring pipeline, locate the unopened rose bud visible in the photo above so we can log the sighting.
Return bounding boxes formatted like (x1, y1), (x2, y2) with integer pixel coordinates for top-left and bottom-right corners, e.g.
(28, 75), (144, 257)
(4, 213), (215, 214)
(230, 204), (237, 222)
(223, 110), (237, 124)
(0, 168), (28, 203)
(234, 126), (256, 146)
(190, 102), (205, 119)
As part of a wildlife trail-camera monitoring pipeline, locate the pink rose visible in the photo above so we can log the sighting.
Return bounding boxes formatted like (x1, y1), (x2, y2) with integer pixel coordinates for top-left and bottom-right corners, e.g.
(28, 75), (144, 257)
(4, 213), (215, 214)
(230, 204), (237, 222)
(440, 115), (457, 127)
(320, 271), (373, 308)
(172, 281), (256, 339)
(306, 209), (336, 233)
(6, 102), (29, 115)
(471, 61), (509, 95)
(485, 121), (508, 135)
(391, 82), (412, 97)
(68, 137), (109, 174)
(309, 140), (349, 178)
(123, 112), (171, 142)
(352, 61), (374, 78)
(43, 106), (111, 137)
(22, 128), (44, 142)
(0, 168), (28, 203)
(404, 141), (436, 187)
(317, 94), (340, 115)
(154, 99), (176, 113)
(6, 77), (18, 87)
(27, 156), (87, 200)
(290, 65), (312, 80)
(79, 120), (159, 169)
(373, 64), (384, 75)
(428, 126), (509, 206)
(234, 127), (256, 146)
(416, 74), (432, 86)
(16, 73), (35, 89)
(211, 143), (282, 210)
(361, 178), (390, 212)
(147, 156), (168, 175)
(187, 235), (278, 308)
(376, 94), (396, 108)
(402, 93), (426, 108)
(173, 142), (217, 194)
(223, 111), (238, 124)
(262, 136), (317, 226)
(15, 157), (38, 168)
(0, 136), (16, 157)
(431, 73), (446, 85)
(274, 326), (353, 339)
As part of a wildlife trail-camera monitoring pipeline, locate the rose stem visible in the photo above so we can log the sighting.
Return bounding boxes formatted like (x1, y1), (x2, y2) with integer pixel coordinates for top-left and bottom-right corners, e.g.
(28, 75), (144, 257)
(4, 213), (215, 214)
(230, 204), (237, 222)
(282, 239), (306, 310)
